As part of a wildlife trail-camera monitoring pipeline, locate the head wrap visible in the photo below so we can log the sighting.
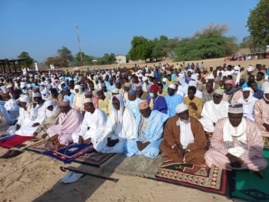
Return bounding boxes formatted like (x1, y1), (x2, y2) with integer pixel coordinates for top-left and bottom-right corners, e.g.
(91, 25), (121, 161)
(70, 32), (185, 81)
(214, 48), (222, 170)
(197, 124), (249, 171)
(168, 84), (176, 90)
(62, 86), (69, 92)
(112, 88), (119, 94)
(234, 66), (240, 71)
(19, 95), (30, 104)
(83, 98), (92, 104)
(124, 83), (131, 88)
(150, 85), (158, 92)
(214, 89), (224, 95)
(74, 84), (81, 90)
(188, 80), (197, 87)
(247, 66), (254, 72)
(128, 88), (137, 95)
(264, 87), (269, 94)
(175, 103), (188, 114)
(60, 100), (70, 107)
(111, 95), (125, 122)
(242, 87), (254, 102)
(228, 104), (243, 114)
(139, 100), (149, 110)
(178, 73), (186, 86)
(44, 100), (58, 117)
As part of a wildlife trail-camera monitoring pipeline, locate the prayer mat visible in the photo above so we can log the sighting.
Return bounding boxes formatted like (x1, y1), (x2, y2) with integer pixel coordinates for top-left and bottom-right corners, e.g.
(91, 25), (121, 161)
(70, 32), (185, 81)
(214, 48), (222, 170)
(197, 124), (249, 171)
(204, 131), (213, 149)
(43, 143), (95, 164)
(230, 149), (269, 201)
(0, 135), (35, 149)
(25, 140), (54, 154)
(0, 135), (15, 141)
(74, 152), (116, 167)
(13, 138), (46, 151)
(263, 137), (269, 150)
(155, 158), (228, 196)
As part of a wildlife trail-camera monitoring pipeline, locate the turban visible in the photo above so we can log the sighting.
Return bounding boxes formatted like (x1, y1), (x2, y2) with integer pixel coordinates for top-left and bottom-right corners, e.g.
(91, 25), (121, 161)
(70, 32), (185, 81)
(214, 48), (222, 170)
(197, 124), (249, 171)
(175, 103), (188, 114)
(19, 95), (30, 104)
(33, 93), (41, 98)
(60, 100), (70, 106)
(228, 104), (243, 114)
(243, 87), (253, 93)
(128, 88), (137, 95)
(214, 89), (224, 95)
(247, 66), (254, 72)
(150, 85), (158, 92)
(124, 83), (131, 88)
(83, 98), (92, 104)
(225, 80), (233, 84)
(139, 100), (149, 110)
(264, 86), (269, 94)
(74, 84), (81, 90)
(112, 96), (119, 102)
(168, 84), (176, 90)
(112, 88), (119, 94)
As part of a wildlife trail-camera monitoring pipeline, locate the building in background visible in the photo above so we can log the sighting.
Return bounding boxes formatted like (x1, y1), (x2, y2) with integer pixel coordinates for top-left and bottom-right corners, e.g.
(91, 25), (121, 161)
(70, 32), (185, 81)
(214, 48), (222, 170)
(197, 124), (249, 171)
(115, 54), (126, 65)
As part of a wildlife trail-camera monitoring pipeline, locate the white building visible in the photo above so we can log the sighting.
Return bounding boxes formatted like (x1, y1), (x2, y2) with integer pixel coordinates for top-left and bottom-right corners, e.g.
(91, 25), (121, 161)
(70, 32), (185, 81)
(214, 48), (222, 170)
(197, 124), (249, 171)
(115, 54), (126, 65)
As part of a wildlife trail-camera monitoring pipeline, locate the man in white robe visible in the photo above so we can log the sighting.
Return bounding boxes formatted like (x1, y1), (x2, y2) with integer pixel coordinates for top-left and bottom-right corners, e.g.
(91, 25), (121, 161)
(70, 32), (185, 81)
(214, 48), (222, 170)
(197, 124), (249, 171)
(0, 92), (19, 125)
(199, 89), (229, 132)
(99, 95), (136, 153)
(72, 98), (107, 151)
(72, 84), (85, 112)
(236, 87), (258, 121)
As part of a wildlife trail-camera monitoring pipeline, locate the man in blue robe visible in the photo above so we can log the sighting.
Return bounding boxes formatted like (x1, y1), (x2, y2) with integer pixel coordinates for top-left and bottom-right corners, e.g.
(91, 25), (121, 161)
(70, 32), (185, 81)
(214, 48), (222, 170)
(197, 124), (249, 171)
(146, 85), (167, 114)
(125, 88), (142, 119)
(165, 84), (183, 117)
(124, 100), (169, 158)
(63, 86), (75, 107)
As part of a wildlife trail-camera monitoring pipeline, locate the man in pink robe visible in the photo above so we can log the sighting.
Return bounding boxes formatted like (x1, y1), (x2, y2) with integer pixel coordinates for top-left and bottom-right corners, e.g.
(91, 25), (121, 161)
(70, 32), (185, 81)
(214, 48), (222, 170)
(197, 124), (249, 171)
(47, 100), (83, 149)
(254, 87), (269, 137)
(205, 104), (266, 172)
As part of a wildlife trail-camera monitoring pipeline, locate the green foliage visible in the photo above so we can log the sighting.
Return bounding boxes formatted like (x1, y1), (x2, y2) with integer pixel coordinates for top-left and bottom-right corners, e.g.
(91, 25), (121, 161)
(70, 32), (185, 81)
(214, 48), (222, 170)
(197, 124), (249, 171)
(96, 53), (116, 65)
(247, 0), (269, 49)
(44, 56), (68, 67)
(74, 52), (95, 66)
(18, 51), (34, 67)
(57, 46), (74, 63)
(174, 24), (238, 61)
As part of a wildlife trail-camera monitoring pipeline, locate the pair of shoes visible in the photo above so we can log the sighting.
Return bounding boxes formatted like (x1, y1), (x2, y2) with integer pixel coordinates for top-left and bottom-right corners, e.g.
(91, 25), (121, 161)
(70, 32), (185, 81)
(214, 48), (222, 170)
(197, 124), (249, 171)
(0, 150), (24, 158)
(60, 171), (85, 184)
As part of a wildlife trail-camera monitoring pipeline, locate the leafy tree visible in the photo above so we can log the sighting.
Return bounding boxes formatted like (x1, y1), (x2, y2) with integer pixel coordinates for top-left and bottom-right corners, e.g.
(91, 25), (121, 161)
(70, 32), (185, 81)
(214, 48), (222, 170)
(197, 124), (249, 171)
(96, 53), (116, 65)
(57, 46), (73, 63)
(128, 36), (153, 60)
(74, 52), (95, 66)
(174, 24), (238, 61)
(44, 56), (68, 67)
(247, 0), (269, 50)
(18, 51), (34, 67)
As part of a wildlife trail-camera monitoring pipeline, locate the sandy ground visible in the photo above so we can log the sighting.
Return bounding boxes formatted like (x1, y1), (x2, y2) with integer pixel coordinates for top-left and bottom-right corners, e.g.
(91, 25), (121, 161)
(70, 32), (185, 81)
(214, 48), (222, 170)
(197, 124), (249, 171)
(0, 119), (232, 202)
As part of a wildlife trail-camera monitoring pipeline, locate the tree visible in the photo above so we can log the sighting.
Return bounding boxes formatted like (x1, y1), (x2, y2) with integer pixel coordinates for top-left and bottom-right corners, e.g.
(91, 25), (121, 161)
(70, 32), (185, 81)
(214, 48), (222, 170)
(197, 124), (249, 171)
(18, 51), (34, 67)
(128, 36), (153, 60)
(247, 0), (269, 50)
(174, 24), (238, 61)
(74, 52), (95, 66)
(44, 56), (68, 67)
(57, 46), (74, 64)
(96, 53), (116, 65)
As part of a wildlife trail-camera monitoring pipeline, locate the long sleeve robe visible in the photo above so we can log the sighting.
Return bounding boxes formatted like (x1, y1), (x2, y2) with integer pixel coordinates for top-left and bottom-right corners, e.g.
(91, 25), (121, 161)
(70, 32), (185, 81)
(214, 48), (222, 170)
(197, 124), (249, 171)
(98, 97), (111, 116)
(72, 93), (85, 112)
(160, 116), (207, 164)
(205, 118), (267, 171)
(254, 99), (269, 137)
(165, 94), (183, 118)
(47, 108), (83, 145)
(184, 96), (202, 119)
(146, 96), (168, 114)
(125, 110), (169, 158)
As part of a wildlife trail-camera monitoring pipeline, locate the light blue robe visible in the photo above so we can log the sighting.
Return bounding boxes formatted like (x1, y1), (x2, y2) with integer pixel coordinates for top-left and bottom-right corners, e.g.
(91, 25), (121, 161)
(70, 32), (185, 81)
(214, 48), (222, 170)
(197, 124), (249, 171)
(64, 93), (75, 107)
(125, 98), (142, 119)
(165, 94), (183, 117)
(124, 110), (168, 158)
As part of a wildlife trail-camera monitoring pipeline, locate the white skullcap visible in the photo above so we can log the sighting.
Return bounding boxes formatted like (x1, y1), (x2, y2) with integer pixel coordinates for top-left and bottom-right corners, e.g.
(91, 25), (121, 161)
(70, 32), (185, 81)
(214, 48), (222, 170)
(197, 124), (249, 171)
(188, 80), (197, 87)
(162, 78), (168, 82)
(187, 69), (193, 73)
(175, 103), (188, 114)
(214, 89), (224, 95)
(33, 92), (41, 98)
(40, 82), (46, 85)
(27, 84), (32, 88)
(7, 84), (12, 88)
(112, 88), (119, 94)
(264, 86), (269, 94)
(20, 82), (26, 88)
(234, 66), (240, 70)
(247, 66), (254, 72)
(228, 104), (243, 114)
(41, 88), (49, 95)
(74, 84), (81, 90)
(142, 77), (148, 82)
(83, 98), (92, 104)
(168, 84), (176, 90)
(206, 74), (214, 79)
(19, 95), (30, 103)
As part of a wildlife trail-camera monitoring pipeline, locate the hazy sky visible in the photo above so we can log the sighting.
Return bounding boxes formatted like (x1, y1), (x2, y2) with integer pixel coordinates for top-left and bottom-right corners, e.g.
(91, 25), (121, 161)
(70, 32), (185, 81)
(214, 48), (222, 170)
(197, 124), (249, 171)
(0, 0), (258, 62)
